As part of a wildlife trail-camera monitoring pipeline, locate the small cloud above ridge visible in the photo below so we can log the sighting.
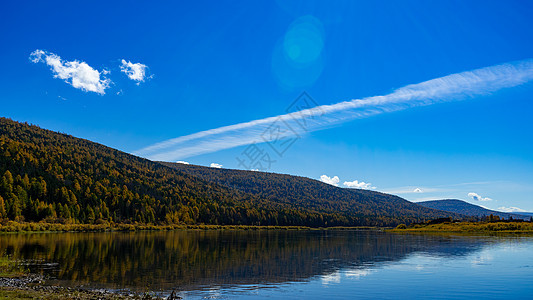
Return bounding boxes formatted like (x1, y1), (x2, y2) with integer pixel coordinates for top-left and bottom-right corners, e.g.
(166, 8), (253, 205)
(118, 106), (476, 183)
(498, 206), (526, 213)
(343, 180), (375, 190)
(468, 192), (492, 201)
(320, 175), (339, 186)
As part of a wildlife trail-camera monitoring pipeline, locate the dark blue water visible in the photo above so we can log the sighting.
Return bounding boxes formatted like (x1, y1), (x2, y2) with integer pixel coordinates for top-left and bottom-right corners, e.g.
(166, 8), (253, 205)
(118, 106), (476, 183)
(1, 230), (532, 299)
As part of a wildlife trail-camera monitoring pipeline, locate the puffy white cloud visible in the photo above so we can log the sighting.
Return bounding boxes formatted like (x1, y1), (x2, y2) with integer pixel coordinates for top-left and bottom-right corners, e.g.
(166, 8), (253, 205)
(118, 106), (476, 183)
(120, 59), (149, 84)
(343, 180), (375, 190)
(468, 192), (492, 201)
(497, 206), (526, 213)
(413, 188), (423, 193)
(176, 161), (189, 164)
(30, 49), (111, 95)
(210, 163), (222, 168)
(320, 175), (340, 186)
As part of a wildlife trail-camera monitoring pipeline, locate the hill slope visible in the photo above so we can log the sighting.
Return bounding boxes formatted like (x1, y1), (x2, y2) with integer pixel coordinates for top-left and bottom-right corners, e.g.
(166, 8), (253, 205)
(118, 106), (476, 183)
(161, 162), (464, 226)
(0, 117), (462, 227)
(0, 118), (270, 225)
(417, 199), (529, 220)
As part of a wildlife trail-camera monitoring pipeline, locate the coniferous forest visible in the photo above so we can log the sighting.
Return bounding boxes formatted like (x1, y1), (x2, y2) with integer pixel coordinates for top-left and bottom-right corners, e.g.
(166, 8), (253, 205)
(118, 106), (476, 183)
(0, 117), (461, 227)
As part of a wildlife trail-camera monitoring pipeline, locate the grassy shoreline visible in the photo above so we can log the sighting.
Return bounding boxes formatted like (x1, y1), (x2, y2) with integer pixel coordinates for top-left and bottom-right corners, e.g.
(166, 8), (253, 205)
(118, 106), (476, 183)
(0, 221), (384, 233)
(388, 221), (533, 234)
(4, 220), (533, 234)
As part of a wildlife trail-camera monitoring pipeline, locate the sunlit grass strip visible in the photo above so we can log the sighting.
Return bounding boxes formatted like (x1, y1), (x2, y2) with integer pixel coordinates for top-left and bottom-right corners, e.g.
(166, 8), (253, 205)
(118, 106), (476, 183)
(0, 221), (387, 233)
(0, 221), (315, 233)
(389, 222), (533, 233)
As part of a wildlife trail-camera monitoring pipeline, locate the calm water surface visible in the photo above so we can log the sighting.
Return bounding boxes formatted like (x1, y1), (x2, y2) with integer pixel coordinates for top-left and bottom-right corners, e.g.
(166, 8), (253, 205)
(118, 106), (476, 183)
(1, 230), (532, 299)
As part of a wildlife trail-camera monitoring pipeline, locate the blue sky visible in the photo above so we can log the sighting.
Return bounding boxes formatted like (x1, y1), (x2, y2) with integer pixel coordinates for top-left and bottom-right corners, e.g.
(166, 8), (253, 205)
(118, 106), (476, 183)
(1, 0), (533, 211)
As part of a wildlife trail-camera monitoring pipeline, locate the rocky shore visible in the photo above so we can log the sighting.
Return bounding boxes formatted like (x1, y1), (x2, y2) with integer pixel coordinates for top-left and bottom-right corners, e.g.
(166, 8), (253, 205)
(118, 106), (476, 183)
(0, 274), (181, 300)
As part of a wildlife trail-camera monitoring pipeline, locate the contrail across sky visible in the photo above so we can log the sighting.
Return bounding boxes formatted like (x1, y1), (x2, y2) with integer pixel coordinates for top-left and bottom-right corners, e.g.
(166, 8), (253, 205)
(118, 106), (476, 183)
(135, 59), (533, 161)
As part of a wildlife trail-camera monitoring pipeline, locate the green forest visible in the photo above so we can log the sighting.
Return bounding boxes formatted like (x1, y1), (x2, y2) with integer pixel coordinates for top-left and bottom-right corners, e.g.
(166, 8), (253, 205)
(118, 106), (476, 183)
(0, 117), (460, 227)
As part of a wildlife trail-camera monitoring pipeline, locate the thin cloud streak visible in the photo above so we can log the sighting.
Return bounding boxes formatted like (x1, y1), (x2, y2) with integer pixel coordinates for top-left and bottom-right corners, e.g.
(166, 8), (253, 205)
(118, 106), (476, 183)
(135, 59), (533, 161)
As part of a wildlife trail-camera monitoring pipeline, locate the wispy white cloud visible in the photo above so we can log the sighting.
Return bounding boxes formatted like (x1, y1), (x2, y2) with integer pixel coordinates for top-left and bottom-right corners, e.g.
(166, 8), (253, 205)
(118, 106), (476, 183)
(343, 180), (375, 189)
(135, 59), (533, 161)
(176, 161), (189, 164)
(320, 175), (339, 186)
(498, 206), (526, 213)
(210, 163), (222, 168)
(120, 59), (149, 84)
(382, 186), (440, 194)
(468, 192), (492, 202)
(30, 49), (112, 95)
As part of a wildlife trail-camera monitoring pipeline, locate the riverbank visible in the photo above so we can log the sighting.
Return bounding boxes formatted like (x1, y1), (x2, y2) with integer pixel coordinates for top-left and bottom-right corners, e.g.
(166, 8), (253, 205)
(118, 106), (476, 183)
(0, 221), (383, 233)
(0, 221), (309, 233)
(0, 284), (167, 299)
(389, 221), (533, 234)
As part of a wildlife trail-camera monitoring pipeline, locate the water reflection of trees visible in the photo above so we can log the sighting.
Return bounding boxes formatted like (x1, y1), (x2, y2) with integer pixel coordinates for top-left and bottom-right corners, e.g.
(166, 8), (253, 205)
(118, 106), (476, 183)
(0, 231), (489, 292)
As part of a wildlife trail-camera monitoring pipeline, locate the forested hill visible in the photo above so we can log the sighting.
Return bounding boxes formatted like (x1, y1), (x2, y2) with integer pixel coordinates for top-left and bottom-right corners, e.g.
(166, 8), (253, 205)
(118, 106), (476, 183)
(161, 162), (464, 226)
(0, 117), (262, 225)
(0, 117), (461, 227)
(417, 199), (530, 221)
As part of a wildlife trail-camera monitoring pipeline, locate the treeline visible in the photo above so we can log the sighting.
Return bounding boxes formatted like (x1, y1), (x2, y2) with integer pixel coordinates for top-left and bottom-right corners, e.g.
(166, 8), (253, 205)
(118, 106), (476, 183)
(482, 214), (533, 222)
(0, 117), (461, 227)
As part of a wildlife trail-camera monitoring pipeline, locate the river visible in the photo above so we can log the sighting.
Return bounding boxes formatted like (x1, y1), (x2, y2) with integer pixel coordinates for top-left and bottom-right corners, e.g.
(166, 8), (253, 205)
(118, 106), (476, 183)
(1, 230), (532, 299)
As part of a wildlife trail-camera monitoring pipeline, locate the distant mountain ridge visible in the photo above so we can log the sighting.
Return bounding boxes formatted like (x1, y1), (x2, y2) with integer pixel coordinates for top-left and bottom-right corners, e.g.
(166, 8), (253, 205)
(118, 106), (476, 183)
(417, 199), (530, 220)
